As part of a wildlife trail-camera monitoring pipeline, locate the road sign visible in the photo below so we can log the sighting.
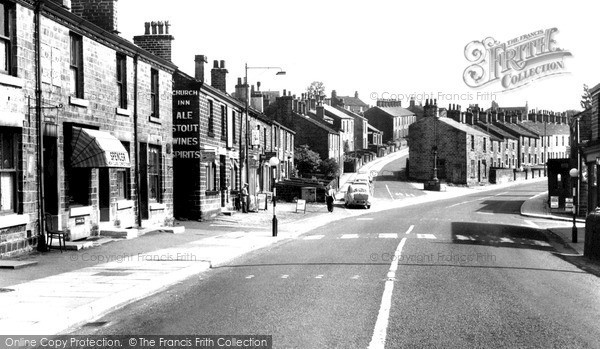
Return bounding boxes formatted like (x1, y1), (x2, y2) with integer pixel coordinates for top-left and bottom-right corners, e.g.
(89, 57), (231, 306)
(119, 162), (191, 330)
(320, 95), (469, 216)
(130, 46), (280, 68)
(550, 196), (559, 209)
(565, 198), (573, 211)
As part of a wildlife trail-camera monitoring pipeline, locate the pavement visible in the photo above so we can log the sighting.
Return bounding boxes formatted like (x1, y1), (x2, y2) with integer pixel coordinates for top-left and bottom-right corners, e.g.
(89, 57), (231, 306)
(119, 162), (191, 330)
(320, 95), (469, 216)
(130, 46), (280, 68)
(0, 149), (595, 335)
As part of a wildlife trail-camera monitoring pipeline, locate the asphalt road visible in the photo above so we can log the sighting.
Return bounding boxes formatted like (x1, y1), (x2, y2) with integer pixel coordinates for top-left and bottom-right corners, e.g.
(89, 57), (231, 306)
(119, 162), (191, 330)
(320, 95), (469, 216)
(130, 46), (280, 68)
(70, 169), (600, 348)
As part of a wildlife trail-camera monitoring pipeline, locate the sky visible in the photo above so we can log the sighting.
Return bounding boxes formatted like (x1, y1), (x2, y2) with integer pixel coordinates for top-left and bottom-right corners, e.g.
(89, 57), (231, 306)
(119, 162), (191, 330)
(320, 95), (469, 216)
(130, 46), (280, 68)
(118, 0), (598, 112)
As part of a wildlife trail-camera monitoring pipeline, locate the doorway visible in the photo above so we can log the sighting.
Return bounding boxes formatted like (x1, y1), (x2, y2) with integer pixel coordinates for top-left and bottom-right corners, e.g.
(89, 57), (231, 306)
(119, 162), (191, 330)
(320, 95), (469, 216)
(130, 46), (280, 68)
(99, 168), (110, 221)
(220, 155), (227, 207)
(43, 135), (59, 215)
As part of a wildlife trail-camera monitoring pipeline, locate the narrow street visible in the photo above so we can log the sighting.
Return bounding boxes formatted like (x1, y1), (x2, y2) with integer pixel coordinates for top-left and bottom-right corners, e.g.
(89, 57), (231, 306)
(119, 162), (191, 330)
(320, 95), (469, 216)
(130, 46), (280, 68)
(69, 156), (600, 348)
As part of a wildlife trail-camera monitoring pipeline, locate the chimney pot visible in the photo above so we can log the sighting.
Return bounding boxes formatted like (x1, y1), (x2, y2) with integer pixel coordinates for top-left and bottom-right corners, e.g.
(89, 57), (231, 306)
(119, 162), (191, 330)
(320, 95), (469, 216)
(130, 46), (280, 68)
(213, 60), (219, 68)
(165, 21), (171, 34)
(144, 22), (151, 35)
(157, 21), (164, 34)
(151, 21), (157, 34)
(220, 60), (225, 69)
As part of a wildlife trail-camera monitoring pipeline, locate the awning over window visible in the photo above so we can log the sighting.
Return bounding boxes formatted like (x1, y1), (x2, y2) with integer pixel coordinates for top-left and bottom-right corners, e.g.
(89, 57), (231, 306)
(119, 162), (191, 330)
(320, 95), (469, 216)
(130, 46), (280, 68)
(71, 127), (130, 168)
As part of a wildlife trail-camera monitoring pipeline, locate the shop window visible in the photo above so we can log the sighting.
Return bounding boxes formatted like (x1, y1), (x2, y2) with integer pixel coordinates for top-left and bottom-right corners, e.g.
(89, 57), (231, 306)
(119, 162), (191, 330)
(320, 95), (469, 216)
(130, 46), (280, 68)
(206, 162), (217, 191)
(69, 33), (83, 98)
(148, 145), (161, 202)
(0, 1), (15, 75)
(117, 141), (131, 200)
(116, 53), (127, 109)
(0, 128), (17, 213)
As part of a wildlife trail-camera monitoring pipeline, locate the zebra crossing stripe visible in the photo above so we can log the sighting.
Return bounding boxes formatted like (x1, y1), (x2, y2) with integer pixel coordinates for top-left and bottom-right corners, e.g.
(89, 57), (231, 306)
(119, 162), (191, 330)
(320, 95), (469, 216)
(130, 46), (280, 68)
(416, 234), (436, 239)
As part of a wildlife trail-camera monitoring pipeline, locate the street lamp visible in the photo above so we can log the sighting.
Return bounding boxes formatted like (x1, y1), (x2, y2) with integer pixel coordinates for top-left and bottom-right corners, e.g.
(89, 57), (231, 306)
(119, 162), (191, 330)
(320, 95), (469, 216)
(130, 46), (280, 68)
(569, 167), (579, 243)
(240, 64), (286, 197)
(269, 156), (280, 237)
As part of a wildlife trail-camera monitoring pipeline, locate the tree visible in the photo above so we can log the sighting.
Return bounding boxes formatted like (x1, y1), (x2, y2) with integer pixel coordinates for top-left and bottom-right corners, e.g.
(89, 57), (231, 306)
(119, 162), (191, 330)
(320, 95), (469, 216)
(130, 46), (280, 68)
(294, 145), (321, 174)
(306, 81), (326, 99)
(319, 158), (340, 178)
(581, 84), (592, 110)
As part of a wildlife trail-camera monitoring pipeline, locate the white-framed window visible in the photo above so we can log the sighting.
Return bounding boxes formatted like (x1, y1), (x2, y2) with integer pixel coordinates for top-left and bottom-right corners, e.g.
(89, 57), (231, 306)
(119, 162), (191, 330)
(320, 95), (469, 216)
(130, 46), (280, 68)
(116, 53), (127, 109)
(0, 1), (15, 75)
(0, 128), (17, 213)
(70, 33), (83, 98)
(148, 145), (161, 202)
(150, 68), (159, 119)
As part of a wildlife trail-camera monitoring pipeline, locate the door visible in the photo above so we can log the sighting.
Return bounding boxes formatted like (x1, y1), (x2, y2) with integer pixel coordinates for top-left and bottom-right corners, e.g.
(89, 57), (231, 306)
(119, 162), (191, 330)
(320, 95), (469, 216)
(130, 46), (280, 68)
(43, 136), (59, 215)
(220, 155), (227, 207)
(99, 168), (110, 221)
(139, 143), (149, 219)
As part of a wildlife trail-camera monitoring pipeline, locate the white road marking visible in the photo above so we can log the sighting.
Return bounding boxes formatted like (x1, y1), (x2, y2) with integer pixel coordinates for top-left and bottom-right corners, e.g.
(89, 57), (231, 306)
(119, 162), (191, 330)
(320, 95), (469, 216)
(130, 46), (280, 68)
(456, 234), (475, 241)
(405, 225), (415, 235)
(281, 275), (289, 279)
(304, 235), (324, 240)
(477, 212), (494, 215)
(417, 234), (436, 239)
(351, 275), (360, 280)
(524, 220), (539, 228)
(379, 233), (398, 239)
(246, 275), (255, 279)
(369, 238), (407, 349)
(500, 237), (515, 243)
(447, 195), (494, 208)
(395, 192), (404, 196)
(340, 234), (359, 239)
(386, 185), (394, 200)
(357, 218), (374, 221)
(315, 275), (324, 279)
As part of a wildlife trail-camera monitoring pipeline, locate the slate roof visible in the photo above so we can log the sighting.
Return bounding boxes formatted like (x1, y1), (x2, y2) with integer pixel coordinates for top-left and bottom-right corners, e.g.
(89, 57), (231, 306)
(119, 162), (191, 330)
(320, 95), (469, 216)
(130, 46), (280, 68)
(371, 106), (415, 118)
(337, 95), (369, 108)
(439, 117), (489, 137)
(367, 124), (383, 133)
(493, 122), (539, 138)
(294, 112), (340, 134)
(475, 121), (518, 140)
(323, 104), (353, 119)
(518, 121), (570, 136)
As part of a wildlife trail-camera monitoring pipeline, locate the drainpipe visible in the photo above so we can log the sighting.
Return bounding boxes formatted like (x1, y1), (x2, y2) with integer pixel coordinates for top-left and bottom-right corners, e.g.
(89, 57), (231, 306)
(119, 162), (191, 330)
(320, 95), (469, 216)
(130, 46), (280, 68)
(35, 0), (47, 251)
(133, 54), (142, 227)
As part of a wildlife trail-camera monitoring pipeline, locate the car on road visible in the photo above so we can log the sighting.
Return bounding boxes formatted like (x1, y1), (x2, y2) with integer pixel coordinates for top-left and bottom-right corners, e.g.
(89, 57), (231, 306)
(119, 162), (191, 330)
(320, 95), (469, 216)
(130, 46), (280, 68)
(344, 181), (371, 209)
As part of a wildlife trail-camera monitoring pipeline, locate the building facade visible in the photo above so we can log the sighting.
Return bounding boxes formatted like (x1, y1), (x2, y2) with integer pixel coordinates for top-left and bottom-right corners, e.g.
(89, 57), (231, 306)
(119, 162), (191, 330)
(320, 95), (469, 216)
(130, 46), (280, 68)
(364, 100), (416, 144)
(409, 100), (491, 185)
(1, 0), (176, 257)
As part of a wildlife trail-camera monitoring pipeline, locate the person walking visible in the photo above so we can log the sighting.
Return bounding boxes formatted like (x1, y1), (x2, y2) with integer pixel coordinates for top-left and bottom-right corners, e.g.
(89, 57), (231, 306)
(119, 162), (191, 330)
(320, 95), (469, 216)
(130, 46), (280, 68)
(326, 185), (336, 213)
(241, 183), (249, 213)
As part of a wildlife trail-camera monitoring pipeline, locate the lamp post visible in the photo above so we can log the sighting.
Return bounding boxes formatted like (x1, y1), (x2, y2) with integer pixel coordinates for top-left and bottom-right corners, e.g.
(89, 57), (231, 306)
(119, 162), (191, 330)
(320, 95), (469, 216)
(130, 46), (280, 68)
(269, 156), (280, 237)
(569, 168), (579, 243)
(241, 64), (286, 197)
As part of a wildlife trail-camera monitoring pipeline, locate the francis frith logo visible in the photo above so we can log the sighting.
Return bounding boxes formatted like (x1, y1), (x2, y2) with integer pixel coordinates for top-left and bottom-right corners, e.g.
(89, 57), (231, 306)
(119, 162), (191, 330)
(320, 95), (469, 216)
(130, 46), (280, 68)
(463, 28), (572, 91)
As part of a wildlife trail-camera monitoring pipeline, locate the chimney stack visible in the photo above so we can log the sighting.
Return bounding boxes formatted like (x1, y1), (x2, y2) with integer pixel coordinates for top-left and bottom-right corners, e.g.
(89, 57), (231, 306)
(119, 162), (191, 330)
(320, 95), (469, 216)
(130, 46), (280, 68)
(133, 20), (175, 61)
(194, 55), (207, 82)
(71, 0), (119, 33)
(424, 99), (438, 118)
(211, 60), (228, 93)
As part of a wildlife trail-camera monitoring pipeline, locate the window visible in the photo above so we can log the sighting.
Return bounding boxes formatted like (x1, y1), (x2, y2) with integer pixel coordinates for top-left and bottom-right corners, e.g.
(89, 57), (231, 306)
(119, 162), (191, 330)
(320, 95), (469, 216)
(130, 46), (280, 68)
(206, 162), (216, 191)
(116, 142), (130, 199)
(562, 136), (565, 146)
(148, 145), (161, 202)
(116, 54), (127, 109)
(70, 33), (83, 98)
(150, 68), (159, 119)
(0, 128), (17, 213)
(470, 160), (476, 178)
(483, 138), (487, 152)
(470, 135), (475, 151)
(208, 100), (214, 136)
(0, 1), (14, 75)
(221, 105), (227, 140)
(232, 111), (236, 143)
